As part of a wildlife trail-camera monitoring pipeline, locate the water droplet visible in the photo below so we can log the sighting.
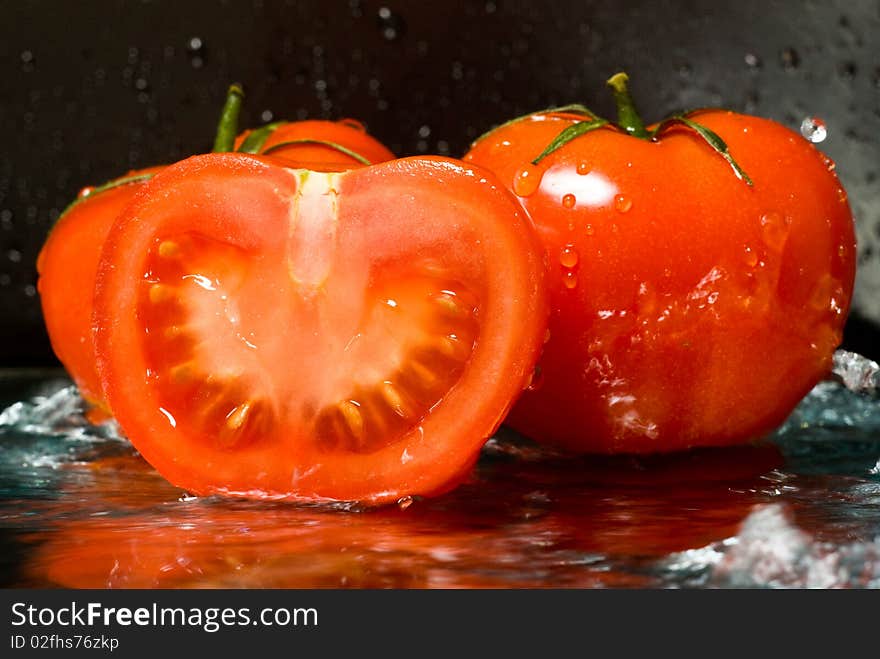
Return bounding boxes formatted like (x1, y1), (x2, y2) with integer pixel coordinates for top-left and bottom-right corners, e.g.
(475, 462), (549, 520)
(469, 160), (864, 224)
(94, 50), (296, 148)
(397, 495), (414, 510)
(837, 187), (848, 203)
(7, 249), (21, 263)
(743, 244), (758, 267)
(562, 193), (576, 209)
(512, 164), (543, 197)
(559, 245), (579, 268)
(780, 47), (800, 71)
(584, 224), (594, 236)
(21, 50), (35, 72)
(23, 284), (36, 297)
(800, 116), (827, 143)
(837, 243), (848, 258)
(576, 161), (590, 175)
(562, 270), (578, 289)
(822, 155), (836, 172)
(744, 52), (762, 70)
(838, 61), (857, 80)
(525, 365), (544, 392)
(760, 211), (789, 251)
(77, 186), (93, 199)
(187, 36), (205, 68)
(377, 7), (406, 41)
(614, 194), (632, 213)
(809, 274), (837, 312)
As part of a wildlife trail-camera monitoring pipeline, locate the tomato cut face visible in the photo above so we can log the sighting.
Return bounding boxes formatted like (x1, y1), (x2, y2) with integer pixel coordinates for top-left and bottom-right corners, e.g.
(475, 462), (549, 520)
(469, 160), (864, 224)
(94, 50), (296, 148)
(94, 154), (547, 504)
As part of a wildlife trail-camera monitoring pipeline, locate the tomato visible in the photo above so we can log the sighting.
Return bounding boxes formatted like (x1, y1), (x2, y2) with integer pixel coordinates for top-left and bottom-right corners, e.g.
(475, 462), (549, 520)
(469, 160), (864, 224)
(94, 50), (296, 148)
(36, 167), (163, 407)
(465, 73), (856, 454)
(234, 118), (396, 170)
(92, 153), (548, 504)
(37, 84), (394, 412)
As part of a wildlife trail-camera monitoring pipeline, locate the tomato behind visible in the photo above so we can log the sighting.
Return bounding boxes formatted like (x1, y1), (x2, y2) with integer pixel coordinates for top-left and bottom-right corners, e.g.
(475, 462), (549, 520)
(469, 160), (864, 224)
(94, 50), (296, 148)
(94, 154), (548, 503)
(36, 168), (162, 406)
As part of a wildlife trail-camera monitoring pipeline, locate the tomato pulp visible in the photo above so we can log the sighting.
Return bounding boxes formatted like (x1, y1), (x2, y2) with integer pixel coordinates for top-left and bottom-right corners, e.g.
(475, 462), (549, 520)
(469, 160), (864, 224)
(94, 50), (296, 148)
(93, 154), (548, 503)
(465, 77), (856, 454)
(37, 106), (393, 411)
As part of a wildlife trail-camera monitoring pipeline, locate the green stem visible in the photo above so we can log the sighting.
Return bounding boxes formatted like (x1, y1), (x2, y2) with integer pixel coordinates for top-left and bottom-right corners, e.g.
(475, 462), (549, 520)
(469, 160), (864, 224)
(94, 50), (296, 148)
(55, 172), (157, 225)
(261, 139), (373, 165)
(532, 119), (609, 165)
(236, 122), (284, 154)
(212, 83), (245, 153)
(606, 72), (648, 139)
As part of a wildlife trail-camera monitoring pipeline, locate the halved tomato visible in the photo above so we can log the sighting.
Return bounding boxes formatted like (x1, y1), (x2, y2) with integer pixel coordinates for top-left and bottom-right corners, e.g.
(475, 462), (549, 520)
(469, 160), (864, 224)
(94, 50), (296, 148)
(38, 82), (395, 413)
(93, 153), (548, 504)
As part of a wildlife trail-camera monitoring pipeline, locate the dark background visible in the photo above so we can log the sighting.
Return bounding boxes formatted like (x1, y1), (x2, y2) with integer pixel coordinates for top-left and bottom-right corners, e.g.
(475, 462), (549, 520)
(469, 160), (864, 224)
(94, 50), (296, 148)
(1, 0), (878, 366)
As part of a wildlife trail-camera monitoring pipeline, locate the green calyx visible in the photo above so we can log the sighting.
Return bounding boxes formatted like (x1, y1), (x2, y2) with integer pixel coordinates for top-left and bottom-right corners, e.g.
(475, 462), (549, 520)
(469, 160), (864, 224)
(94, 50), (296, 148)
(236, 123), (377, 165)
(476, 72), (753, 187)
(261, 139), (373, 165)
(56, 172), (157, 223)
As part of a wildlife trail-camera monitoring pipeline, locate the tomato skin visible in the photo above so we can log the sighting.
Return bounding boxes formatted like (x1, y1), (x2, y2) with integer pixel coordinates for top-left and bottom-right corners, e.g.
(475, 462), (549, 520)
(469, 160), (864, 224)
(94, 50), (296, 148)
(93, 153), (548, 504)
(465, 110), (856, 454)
(36, 168), (163, 406)
(234, 119), (396, 170)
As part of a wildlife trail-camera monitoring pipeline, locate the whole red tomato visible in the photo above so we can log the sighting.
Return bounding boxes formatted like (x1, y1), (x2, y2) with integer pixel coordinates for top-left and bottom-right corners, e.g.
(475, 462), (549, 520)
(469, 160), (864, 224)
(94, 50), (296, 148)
(92, 153), (548, 504)
(37, 86), (394, 411)
(465, 73), (856, 454)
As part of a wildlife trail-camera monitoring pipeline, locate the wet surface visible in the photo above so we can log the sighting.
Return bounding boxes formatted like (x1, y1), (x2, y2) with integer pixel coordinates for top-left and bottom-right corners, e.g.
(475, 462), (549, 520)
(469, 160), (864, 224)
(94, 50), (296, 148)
(1, 362), (879, 588)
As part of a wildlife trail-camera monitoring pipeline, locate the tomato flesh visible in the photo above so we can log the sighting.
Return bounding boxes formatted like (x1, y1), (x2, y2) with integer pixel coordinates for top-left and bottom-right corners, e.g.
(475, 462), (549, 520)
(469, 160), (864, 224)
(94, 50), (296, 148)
(95, 154), (547, 503)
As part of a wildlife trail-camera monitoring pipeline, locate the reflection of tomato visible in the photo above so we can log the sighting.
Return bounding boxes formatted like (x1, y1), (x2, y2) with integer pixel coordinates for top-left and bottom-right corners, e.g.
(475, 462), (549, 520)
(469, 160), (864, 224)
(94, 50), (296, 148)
(37, 89), (394, 411)
(92, 153), (548, 504)
(31, 444), (779, 588)
(465, 73), (856, 454)
(484, 443), (783, 557)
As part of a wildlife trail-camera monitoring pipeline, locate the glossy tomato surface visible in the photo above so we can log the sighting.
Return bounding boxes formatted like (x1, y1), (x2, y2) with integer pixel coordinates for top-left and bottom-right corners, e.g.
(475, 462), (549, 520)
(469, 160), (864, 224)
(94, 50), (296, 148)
(36, 168), (163, 406)
(466, 110), (856, 453)
(93, 153), (548, 504)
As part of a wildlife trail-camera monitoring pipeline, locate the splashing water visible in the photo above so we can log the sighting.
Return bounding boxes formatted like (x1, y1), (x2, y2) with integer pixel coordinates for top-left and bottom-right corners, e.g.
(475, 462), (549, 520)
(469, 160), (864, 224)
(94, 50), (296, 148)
(3, 352), (880, 588)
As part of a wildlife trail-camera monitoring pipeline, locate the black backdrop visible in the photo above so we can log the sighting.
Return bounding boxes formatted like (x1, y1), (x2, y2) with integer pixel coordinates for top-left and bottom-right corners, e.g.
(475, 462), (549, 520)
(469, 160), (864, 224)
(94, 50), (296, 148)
(2, 0), (879, 366)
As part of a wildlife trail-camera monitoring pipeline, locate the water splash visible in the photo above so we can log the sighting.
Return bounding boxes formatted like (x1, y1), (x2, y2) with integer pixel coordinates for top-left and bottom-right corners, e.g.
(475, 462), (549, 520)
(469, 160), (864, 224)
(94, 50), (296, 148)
(831, 350), (879, 396)
(709, 504), (880, 588)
